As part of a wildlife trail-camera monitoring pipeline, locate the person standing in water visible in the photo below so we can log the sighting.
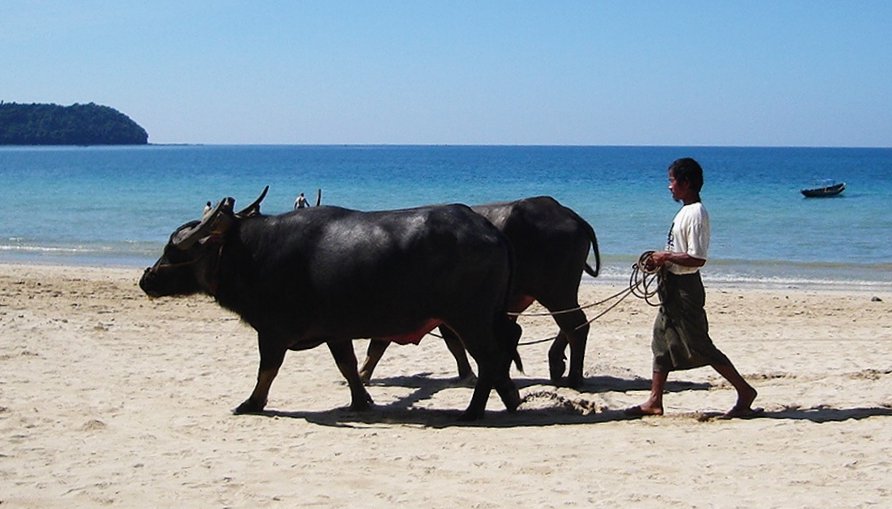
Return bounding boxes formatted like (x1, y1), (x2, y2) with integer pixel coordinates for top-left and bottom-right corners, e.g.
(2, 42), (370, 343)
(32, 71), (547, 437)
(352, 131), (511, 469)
(294, 192), (309, 209)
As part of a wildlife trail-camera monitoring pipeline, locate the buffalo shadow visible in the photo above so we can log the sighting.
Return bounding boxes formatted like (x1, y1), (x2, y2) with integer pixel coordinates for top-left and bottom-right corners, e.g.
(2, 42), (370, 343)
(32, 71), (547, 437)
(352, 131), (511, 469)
(250, 372), (892, 427)
(255, 372), (712, 428)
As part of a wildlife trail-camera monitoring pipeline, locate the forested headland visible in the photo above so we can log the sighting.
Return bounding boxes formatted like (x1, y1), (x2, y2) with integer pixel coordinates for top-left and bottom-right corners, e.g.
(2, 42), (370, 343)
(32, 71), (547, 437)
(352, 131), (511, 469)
(0, 102), (148, 145)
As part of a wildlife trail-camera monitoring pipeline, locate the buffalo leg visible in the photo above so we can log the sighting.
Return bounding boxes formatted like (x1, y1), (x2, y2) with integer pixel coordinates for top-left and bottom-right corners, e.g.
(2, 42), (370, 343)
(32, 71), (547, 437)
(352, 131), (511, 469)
(461, 368), (494, 420)
(359, 339), (390, 384)
(466, 357), (519, 420)
(456, 319), (520, 420)
(327, 340), (373, 411)
(440, 326), (476, 382)
(234, 335), (287, 414)
(362, 333), (475, 384)
(550, 308), (589, 388)
(491, 318), (522, 411)
(565, 319), (589, 388)
(454, 329), (494, 420)
(547, 334), (569, 383)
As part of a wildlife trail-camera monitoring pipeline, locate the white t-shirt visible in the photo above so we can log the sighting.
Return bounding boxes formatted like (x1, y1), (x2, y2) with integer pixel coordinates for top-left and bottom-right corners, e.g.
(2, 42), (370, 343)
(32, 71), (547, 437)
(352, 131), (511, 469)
(665, 202), (710, 275)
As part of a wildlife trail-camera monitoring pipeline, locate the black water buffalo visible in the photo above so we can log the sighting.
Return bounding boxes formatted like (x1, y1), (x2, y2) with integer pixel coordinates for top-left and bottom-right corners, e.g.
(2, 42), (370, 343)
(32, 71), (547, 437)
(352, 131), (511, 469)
(360, 196), (600, 388)
(139, 190), (522, 420)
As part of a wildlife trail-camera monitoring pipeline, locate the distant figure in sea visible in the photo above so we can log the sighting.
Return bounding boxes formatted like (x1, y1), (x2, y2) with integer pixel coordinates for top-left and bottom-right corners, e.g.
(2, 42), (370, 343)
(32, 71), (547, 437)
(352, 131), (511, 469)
(294, 192), (309, 209)
(625, 157), (760, 419)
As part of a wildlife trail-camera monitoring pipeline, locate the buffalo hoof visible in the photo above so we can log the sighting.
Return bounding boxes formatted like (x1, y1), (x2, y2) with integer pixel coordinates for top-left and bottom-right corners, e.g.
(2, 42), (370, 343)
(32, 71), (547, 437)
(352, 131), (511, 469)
(565, 372), (584, 390)
(457, 408), (485, 421)
(503, 390), (521, 413)
(233, 398), (266, 415)
(349, 395), (373, 412)
(548, 351), (567, 384)
(496, 381), (521, 413)
(350, 391), (375, 412)
(451, 372), (477, 388)
(457, 368), (477, 383)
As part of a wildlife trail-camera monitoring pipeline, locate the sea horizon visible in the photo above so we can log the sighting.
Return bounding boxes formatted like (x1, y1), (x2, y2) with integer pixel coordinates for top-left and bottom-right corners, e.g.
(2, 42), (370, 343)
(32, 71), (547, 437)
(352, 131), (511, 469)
(6, 141), (887, 149)
(141, 142), (892, 149)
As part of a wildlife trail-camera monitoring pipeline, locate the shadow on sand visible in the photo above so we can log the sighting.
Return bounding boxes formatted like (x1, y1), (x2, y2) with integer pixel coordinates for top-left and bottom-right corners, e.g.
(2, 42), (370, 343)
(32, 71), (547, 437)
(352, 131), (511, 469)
(255, 373), (892, 428)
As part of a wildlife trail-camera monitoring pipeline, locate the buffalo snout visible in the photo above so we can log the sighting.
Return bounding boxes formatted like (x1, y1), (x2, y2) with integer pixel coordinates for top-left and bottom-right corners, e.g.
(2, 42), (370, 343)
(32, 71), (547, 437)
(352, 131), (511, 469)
(139, 267), (163, 298)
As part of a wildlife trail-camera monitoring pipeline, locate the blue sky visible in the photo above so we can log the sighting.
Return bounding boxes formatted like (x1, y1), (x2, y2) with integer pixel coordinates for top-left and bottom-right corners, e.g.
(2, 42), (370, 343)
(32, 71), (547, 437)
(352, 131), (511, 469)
(3, 1), (890, 146)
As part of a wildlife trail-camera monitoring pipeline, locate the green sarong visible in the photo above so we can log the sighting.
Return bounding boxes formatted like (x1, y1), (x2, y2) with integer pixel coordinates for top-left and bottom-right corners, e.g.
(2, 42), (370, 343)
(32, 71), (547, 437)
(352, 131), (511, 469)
(652, 271), (730, 372)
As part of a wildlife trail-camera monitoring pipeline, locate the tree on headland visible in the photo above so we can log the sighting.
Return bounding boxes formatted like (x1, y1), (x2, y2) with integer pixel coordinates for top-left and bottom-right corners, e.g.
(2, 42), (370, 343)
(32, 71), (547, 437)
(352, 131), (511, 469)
(0, 102), (148, 145)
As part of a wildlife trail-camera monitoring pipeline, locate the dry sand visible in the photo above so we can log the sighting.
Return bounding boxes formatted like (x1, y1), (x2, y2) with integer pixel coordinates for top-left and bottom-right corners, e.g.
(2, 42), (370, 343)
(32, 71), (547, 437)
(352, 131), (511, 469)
(1, 263), (891, 508)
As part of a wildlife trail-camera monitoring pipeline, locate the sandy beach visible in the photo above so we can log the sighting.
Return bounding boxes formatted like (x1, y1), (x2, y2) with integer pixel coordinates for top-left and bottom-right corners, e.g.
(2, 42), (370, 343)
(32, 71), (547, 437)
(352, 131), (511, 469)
(1, 262), (890, 508)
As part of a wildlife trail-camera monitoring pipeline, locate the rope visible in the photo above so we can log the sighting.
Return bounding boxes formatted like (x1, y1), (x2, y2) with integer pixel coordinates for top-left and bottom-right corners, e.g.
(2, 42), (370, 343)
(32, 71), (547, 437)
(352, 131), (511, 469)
(514, 251), (663, 346)
(506, 286), (629, 317)
(517, 335), (559, 347)
(416, 251), (664, 348)
(629, 250), (662, 307)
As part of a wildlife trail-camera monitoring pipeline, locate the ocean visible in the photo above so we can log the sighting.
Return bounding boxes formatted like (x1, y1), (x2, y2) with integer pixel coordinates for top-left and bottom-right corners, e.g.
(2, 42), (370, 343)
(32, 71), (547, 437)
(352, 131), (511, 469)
(1, 145), (890, 290)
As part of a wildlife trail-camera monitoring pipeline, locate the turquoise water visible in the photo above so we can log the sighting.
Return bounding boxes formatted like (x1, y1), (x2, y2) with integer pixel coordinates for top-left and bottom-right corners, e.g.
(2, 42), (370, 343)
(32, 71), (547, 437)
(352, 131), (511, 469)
(1, 145), (890, 288)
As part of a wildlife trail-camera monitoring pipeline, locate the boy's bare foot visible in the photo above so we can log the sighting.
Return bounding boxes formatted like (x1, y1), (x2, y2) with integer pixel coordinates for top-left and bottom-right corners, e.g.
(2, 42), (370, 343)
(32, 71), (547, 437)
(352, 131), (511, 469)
(722, 386), (760, 418)
(721, 405), (764, 418)
(624, 404), (664, 417)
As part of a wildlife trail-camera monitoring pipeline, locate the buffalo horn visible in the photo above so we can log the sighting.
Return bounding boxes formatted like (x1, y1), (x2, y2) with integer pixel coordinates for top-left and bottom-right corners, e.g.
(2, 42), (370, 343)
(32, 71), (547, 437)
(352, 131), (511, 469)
(235, 185), (269, 218)
(172, 197), (234, 250)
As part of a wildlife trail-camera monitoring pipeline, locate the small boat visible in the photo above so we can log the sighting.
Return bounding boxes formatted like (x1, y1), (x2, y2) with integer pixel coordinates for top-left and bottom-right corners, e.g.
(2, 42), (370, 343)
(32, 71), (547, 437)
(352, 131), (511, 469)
(801, 180), (846, 198)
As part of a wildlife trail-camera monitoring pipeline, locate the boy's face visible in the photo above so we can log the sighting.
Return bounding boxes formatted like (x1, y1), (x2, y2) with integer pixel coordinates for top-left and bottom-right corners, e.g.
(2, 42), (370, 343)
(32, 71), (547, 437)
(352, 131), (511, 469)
(668, 169), (690, 203)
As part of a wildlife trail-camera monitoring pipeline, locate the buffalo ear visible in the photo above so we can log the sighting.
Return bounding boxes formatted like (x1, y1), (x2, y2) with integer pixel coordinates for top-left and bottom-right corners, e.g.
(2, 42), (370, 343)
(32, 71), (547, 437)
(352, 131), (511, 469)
(200, 211), (235, 246)
(173, 197), (236, 249)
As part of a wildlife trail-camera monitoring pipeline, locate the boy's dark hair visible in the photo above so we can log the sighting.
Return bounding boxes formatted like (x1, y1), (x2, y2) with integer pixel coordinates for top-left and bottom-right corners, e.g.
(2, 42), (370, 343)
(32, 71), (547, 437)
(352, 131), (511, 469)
(668, 157), (704, 194)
